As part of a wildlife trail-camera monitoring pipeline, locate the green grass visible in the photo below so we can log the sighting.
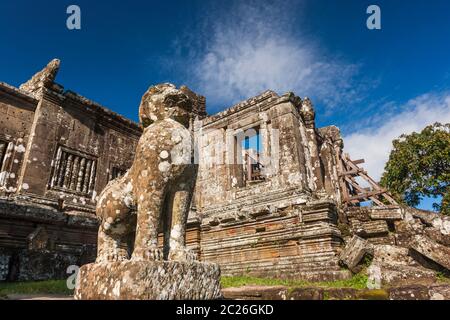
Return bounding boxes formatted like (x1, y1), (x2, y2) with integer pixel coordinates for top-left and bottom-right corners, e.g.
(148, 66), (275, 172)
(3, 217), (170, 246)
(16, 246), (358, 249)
(0, 280), (73, 296)
(221, 273), (369, 290)
(436, 272), (450, 283)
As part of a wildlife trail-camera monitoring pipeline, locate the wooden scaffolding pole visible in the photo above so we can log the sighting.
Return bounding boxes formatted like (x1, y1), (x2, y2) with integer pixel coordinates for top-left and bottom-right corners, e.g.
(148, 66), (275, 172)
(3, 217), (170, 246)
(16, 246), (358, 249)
(336, 150), (398, 207)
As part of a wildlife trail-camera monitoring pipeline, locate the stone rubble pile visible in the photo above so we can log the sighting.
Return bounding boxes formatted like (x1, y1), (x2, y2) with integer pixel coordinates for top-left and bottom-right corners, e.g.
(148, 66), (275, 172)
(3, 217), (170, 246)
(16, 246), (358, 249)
(339, 206), (450, 286)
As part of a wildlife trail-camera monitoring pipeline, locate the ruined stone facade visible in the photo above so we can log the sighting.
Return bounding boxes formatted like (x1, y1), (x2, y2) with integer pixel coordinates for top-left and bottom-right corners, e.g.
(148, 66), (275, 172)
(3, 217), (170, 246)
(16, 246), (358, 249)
(0, 60), (141, 280)
(1, 60), (449, 288)
(193, 91), (348, 281)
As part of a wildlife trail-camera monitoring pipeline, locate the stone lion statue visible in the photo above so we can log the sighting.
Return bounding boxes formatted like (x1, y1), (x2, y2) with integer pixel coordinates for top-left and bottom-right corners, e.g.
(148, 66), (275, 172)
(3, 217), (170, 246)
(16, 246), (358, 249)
(95, 83), (201, 263)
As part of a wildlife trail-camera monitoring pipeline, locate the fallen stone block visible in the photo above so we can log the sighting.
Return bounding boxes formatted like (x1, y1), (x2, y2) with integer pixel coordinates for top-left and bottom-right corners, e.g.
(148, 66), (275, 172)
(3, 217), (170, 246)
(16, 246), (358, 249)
(410, 235), (450, 271)
(287, 288), (323, 300)
(373, 245), (416, 266)
(352, 220), (389, 237)
(408, 208), (450, 236)
(428, 284), (450, 300)
(367, 234), (396, 246)
(339, 235), (373, 273)
(222, 286), (287, 300)
(324, 288), (358, 300)
(395, 217), (425, 235)
(388, 285), (430, 300)
(369, 207), (403, 220)
(394, 218), (426, 247)
(407, 207), (436, 226)
(431, 216), (450, 236)
(425, 228), (450, 246)
(368, 263), (437, 286)
(370, 245), (438, 286)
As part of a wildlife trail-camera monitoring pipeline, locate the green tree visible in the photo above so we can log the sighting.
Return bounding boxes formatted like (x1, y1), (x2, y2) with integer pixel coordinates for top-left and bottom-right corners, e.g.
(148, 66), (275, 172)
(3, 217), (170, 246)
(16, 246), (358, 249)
(380, 123), (450, 215)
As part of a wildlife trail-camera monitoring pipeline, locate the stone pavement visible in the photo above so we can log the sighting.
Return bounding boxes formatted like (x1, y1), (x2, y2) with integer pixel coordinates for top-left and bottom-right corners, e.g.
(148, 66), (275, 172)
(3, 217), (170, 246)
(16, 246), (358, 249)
(222, 284), (450, 300)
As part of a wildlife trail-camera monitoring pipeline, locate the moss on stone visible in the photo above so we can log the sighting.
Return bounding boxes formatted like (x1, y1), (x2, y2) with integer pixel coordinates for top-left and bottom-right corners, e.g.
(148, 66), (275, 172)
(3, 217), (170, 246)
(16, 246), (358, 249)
(436, 272), (450, 283)
(356, 289), (389, 300)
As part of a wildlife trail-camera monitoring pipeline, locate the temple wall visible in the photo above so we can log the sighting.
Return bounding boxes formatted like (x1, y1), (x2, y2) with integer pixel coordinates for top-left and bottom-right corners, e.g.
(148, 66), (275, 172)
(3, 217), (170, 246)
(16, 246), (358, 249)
(0, 62), (346, 281)
(0, 79), (141, 281)
(17, 89), (140, 208)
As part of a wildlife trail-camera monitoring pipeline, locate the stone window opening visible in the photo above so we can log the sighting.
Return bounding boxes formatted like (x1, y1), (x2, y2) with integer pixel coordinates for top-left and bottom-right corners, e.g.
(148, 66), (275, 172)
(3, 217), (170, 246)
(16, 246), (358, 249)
(236, 126), (265, 186)
(244, 149), (264, 183)
(49, 146), (97, 196)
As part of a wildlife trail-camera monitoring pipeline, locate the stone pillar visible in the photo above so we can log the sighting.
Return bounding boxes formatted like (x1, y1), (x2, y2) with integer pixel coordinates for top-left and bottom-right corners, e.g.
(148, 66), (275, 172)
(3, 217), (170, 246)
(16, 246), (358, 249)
(319, 126), (343, 203)
(267, 94), (309, 190)
(300, 98), (324, 192)
(16, 94), (61, 195)
(259, 116), (273, 177)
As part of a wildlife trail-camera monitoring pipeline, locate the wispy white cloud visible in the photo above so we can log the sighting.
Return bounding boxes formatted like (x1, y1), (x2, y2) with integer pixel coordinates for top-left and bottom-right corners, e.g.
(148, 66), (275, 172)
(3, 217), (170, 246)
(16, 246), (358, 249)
(344, 92), (450, 181)
(174, 0), (367, 111)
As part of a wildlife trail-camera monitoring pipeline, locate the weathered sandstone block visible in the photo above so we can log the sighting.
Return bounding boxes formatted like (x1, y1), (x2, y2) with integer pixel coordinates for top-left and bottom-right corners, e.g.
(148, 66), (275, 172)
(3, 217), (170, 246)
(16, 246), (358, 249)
(352, 220), (389, 237)
(408, 207), (450, 235)
(222, 286), (287, 300)
(410, 235), (450, 271)
(388, 285), (431, 300)
(428, 285), (450, 300)
(74, 260), (222, 300)
(368, 263), (437, 286)
(369, 207), (403, 220)
(339, 235), (373, 272)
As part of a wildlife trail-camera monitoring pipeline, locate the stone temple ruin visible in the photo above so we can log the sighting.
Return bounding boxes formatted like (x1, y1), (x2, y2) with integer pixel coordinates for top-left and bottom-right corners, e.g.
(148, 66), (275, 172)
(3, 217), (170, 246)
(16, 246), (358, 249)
(0, 60), (449, 297)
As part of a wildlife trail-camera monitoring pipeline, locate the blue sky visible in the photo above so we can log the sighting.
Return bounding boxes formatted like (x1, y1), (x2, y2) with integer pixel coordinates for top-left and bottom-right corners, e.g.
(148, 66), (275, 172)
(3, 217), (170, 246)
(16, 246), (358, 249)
(1, 0), (449, 210)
